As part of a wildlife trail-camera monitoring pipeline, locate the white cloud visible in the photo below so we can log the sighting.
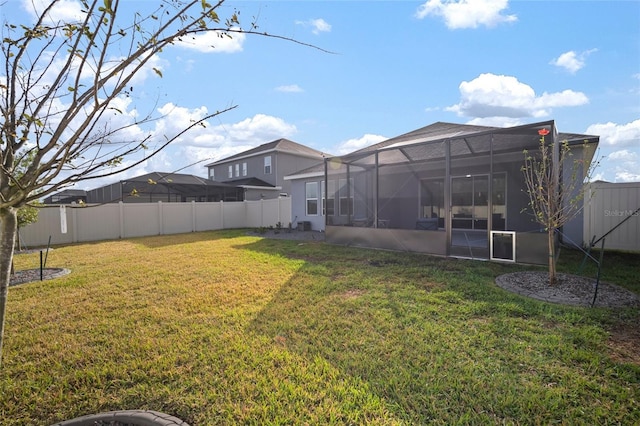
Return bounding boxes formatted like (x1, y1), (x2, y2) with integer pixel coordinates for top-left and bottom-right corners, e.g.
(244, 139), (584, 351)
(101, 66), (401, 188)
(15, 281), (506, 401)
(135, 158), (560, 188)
(551, 49), (597, 74)
(615, 171), (640, 183)
(415, 0), (517, 29)
(585, 119), (640, 147)
(174, 30), (246, 53)
(21, 0), (85, 23)
(447, 73), (588, 119)
(78, 110), (299, 186)
(115, 53), (169, 87)
(221, 114), (298, 143)
(173, 113), (298, 175)
(465, 117), (523, 127)
(336, 134), (387, 155)
(275, 84), (304, 93)
(608, 149), (637, 161)
(296, 18), (332, 35)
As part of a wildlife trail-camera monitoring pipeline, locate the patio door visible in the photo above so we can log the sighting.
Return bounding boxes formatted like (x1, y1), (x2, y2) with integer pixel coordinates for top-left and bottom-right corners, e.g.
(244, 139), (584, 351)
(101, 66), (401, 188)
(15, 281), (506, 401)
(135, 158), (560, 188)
(451, 175), (488, 230)
(450, 175), (489, 258)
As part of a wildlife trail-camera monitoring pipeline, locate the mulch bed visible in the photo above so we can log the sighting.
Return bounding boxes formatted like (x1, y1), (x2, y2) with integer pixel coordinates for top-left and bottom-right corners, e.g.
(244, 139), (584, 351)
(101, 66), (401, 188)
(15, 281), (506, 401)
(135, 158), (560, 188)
(9, 268), (70, 287)
(496, 271), (640, 308)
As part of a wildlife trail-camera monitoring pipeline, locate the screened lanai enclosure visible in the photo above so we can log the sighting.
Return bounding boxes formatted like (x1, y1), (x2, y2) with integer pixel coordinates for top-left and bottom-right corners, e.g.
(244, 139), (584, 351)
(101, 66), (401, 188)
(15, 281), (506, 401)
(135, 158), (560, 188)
(86, 172), (245, 203)
(323, 121), (599, 264)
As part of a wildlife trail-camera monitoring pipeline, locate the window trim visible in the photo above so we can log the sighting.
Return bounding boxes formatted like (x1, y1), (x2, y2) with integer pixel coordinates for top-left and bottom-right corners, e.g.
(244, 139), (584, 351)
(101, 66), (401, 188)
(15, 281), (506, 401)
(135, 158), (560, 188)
(264, 156), (272, 174)
(321, 180), (325, 216)
(339, 178), (354, 216)
(306, 181), (319, 216)
(326, 180), (335, 216)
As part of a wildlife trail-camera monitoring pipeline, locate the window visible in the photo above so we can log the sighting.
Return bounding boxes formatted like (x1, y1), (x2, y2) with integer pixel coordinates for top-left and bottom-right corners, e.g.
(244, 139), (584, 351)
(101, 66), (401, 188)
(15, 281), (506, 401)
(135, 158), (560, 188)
(209, 168), (215, 180)
(321, 181), (325, 216)
(242, 162), (247, 176)
(326, 180), (335, 216)
(492, 172), (507, 230)
(420, 179), (445, 229)
(235, 164), (240, 177)
(306, 182), (318, 216)
(339, 178), (354, 216)
(264, 156), (272, 174)
(451, 175), (489, 230)
(228, 165), (233, 179)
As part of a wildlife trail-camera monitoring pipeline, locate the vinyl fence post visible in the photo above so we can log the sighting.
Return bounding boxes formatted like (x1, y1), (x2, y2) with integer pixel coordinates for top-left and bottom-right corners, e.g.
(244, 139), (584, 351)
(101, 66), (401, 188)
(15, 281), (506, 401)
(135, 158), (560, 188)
(220, 200), (224, 230)
(119, 201), (125, 239)
(192, 200), (196, 232)
(71, 204), (78, 243)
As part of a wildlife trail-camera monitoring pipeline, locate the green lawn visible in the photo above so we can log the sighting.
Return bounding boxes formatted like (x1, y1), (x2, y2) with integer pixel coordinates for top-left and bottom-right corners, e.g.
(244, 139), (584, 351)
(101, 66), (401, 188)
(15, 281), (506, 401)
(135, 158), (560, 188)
(2, 230), (638, 425)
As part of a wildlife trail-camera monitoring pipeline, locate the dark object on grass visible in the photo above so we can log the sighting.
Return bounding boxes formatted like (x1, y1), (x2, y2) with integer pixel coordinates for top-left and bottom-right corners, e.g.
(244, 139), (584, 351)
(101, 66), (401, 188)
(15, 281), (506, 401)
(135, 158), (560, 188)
(50, 409), (190, 426)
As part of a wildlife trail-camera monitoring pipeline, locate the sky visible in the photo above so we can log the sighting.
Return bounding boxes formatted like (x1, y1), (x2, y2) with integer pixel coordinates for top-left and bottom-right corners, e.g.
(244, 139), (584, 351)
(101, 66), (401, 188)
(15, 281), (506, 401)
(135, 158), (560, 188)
(2, 0), (640, 190)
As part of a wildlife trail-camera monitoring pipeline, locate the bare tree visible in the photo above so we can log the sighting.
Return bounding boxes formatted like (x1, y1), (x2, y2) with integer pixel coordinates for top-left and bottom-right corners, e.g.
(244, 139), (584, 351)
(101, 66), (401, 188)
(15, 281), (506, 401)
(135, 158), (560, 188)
(521, 128), (598, 285)
(0, 0), (322, 366)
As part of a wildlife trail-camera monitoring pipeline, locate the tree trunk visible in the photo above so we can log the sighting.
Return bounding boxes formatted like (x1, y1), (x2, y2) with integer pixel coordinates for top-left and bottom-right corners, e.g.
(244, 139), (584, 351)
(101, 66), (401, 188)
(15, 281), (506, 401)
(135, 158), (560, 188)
(0, 207), (18, 368)
(548, 227), (556, 285)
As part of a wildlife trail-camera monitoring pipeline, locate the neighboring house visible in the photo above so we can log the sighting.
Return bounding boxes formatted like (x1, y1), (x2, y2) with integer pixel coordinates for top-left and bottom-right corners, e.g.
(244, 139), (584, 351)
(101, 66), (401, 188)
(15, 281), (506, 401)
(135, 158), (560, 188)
(287, 120), (599, 265)
(205, 138), (327, 201)
(85, 172), (244, 203)
(43, 189), (88, 204)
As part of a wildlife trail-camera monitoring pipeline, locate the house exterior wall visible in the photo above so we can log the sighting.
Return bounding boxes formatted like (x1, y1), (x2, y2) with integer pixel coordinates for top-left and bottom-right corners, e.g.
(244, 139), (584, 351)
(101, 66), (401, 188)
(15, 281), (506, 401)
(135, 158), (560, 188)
(208, 154), (275, 186)
(274, 153), (323, 196)
(207, 150), (323, 199)
(289, 175), (325, 231)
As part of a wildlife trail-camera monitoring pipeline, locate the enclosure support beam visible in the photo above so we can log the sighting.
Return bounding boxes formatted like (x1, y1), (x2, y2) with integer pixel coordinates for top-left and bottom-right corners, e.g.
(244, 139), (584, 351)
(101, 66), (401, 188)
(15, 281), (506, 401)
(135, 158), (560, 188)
(445, 139), (451, 256)
(488, 133), (494, 233)
(374, 152), (379, 228)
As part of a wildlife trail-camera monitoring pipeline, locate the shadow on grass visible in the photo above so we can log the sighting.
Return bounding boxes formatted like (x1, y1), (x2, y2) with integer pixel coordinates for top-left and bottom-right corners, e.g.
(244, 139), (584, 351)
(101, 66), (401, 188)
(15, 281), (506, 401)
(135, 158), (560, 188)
(135, 229), (250, 249)
(238, 238), (640, 423)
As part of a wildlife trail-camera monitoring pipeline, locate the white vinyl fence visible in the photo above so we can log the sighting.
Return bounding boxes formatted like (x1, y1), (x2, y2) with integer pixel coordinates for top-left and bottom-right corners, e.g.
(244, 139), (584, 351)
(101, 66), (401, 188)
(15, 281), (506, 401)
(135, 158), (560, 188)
(583, 182), (640, 252)
(17, 198), (292, 248)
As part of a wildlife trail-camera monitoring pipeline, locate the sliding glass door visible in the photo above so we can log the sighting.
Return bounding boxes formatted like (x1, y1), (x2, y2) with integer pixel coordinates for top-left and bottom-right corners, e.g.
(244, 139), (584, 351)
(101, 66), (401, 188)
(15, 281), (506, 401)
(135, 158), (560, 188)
(451, 175), (488, 230)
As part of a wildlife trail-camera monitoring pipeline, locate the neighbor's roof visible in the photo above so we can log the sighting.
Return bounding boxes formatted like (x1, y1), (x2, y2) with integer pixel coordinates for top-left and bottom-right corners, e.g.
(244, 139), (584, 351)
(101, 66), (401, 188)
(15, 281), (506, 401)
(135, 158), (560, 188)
(224, 177), (275, 188)
(205, 138), (327, 167)
(49, 189), (88, 196)
(120, 171), (236, 187)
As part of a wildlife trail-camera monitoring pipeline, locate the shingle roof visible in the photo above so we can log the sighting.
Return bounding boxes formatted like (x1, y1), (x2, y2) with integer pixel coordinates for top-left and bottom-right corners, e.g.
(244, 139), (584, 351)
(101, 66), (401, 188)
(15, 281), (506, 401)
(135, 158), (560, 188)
(205, 138), (326, 167)
(285, 121), (599, 179)
(224, 177), (275, 187)
(122, 172), (237, 188)
(352, 122), (498, 154)
(285, 122), (498, 179)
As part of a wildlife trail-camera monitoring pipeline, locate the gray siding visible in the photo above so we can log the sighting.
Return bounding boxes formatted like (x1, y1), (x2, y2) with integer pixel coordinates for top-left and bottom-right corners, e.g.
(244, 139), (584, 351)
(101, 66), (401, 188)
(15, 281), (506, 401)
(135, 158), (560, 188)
(274, 152), (324, 195)
(209, 155), (275, 186)
(290, 177), (326, 231)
